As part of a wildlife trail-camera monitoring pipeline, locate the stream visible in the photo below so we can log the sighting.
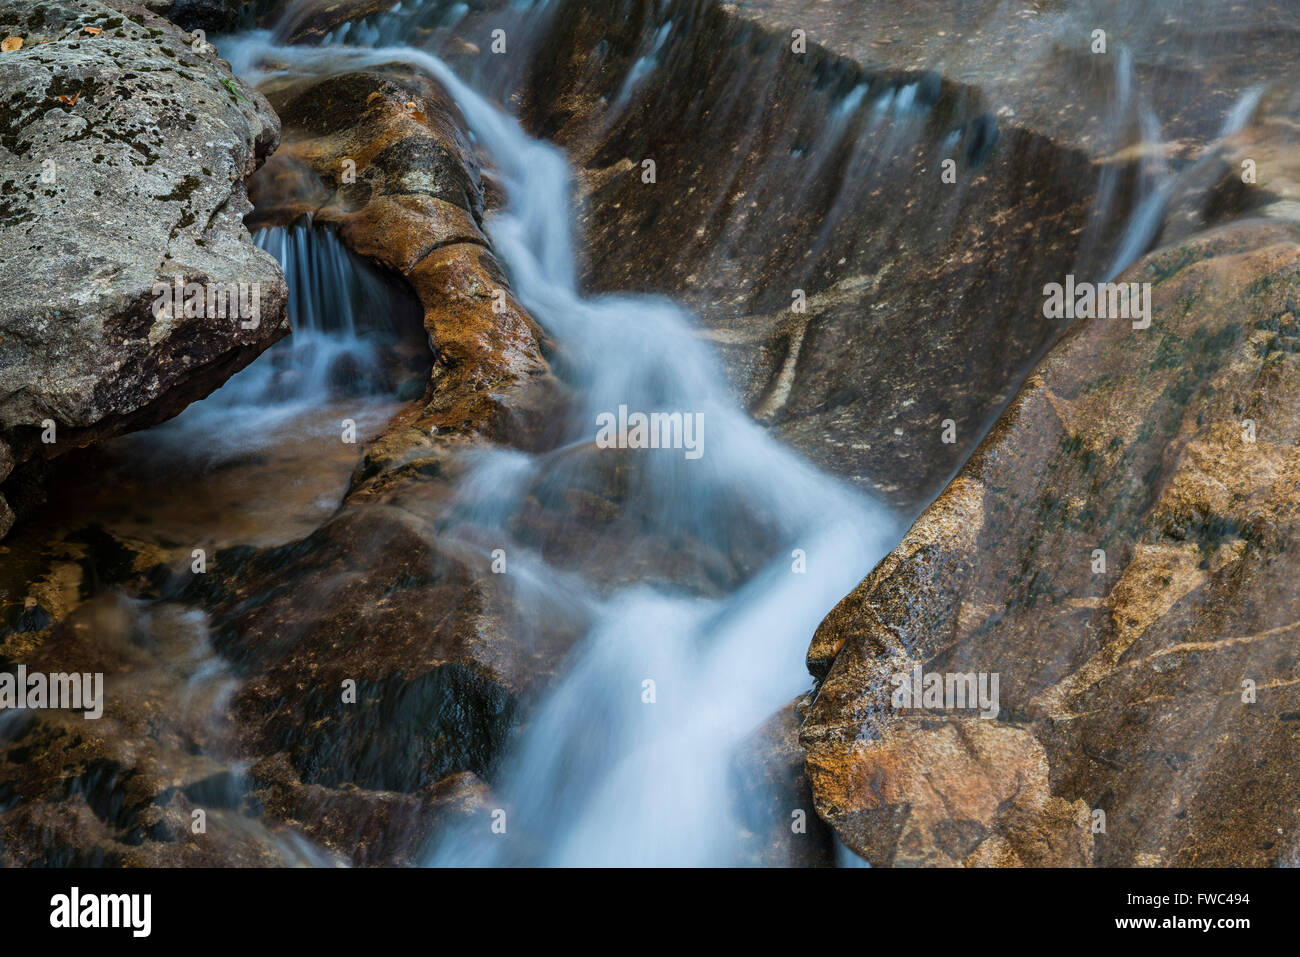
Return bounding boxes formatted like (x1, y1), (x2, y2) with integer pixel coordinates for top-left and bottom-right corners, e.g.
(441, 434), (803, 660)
(213, 14), (900, 864)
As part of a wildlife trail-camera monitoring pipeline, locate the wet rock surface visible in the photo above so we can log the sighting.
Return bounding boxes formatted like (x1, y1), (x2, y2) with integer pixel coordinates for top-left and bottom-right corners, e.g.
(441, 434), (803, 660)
(501, 0), (1298, 514)
(803, 216), (1300, 866)
(792, 0), (1300, 868)
(726, 0), (1296, 161)
(0, 0), (287, 537)
(270, 0), (398, 44)
(511, 0), (1113, 511)
(731, 697), (836, 866)
(260, 0), (1110, 509)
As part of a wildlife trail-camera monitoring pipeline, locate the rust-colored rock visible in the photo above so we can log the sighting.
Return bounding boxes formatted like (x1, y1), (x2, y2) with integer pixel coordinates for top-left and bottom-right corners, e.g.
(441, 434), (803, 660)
(803, 218), (1300, 866)
(247, 63), (556, 455)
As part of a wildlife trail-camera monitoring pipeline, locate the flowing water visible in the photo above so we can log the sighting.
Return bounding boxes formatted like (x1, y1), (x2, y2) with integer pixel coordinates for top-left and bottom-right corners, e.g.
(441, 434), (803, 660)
(218, 25), (901, 864)
(43, 222), (425, 550)
(141, 219), (423, 468)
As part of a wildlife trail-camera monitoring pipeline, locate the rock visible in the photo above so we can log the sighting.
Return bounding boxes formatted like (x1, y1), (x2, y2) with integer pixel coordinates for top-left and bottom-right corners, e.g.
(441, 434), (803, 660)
(203, 507), (585, 795)
(731, 698), (836, 866)
(0, 0), (288, 537)
(492, 0), (1298, 512)
(806, 716), (1093, 867)
(720, 0), (1293, 161)
(0, 592), (330, 866)
(270, 0), (398, 45)
(247, 754), (495, 866)
(140, 0), (260, 33)
(802, 216), (1300, 866)
(247, 63), (555, 452)
(499, 0), (1122, 510)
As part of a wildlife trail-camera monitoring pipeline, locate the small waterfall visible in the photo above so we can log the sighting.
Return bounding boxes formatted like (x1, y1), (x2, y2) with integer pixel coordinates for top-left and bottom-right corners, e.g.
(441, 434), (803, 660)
(250, 219), (415, 405)
(1104, 101), (1172, 280)
(83, 214), (428, 550)
(1101, 52), (1269, 281)
(137, 218), (423, 465)
(223, 33), (898, 865)
(611, 19), (676, 111)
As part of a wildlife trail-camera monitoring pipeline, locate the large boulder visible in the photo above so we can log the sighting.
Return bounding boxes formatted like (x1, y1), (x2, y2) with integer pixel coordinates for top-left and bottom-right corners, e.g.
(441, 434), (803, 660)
(803, 214), (1300, 866)
(798, 0), (1300, 867)
(0, 0), (288, 537)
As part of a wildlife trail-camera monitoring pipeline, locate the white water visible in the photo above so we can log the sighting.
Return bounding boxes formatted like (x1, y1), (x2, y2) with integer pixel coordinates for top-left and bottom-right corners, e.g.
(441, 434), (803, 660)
(224, 33), (898, 865)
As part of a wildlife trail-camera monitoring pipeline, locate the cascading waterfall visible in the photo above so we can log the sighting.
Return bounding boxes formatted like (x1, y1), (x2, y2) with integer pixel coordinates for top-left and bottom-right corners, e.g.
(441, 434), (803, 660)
(215, 0), (1258, 863)
(0, 0), (1283, 879)
(405, 44), (899, 866)
(224, 32), (899, 864)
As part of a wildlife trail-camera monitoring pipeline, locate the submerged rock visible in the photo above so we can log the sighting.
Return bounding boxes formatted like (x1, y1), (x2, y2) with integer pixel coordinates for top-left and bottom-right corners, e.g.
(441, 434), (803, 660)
(731, 698), (836, 866)
(0, 591), (327, 866)
(0, 0), (288, 537)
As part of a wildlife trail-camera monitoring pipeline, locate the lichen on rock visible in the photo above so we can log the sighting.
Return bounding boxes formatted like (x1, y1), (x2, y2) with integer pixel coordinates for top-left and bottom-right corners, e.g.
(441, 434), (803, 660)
(0, 0), (288, 535)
